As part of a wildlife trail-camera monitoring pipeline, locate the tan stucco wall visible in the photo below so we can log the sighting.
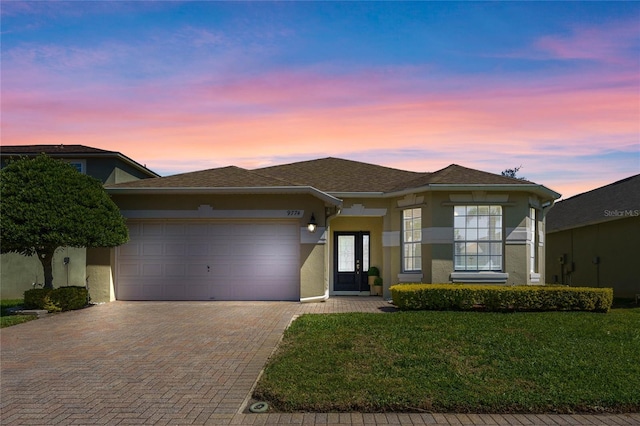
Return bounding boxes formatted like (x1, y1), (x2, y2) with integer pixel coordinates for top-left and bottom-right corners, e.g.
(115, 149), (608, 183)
(90, 188), (554, 302)
(385, 190), (546, 286)
(86, 247), (115, 303)
(300, 244), (326, 299)
(113, 193), (324, 212)
(546, 216), (640, 298)
(1, 248), (86, 300)
(108, 192), (329, 301)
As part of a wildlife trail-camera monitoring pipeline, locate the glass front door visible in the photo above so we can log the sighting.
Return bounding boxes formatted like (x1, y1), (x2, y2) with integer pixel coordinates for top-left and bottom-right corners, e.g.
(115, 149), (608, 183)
(334, 231), (370, 292)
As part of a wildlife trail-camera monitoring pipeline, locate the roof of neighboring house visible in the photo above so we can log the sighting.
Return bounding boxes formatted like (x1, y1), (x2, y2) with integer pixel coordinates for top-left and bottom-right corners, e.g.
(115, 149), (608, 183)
(546, 174), (640, 233)
(107, 157), (559, 201)
(1, 145), (113, 155)
(0, 144), (160, 178)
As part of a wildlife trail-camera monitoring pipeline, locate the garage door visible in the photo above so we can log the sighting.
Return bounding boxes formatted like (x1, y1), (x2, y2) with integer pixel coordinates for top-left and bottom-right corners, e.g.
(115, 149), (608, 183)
(116, 220), (300, 301)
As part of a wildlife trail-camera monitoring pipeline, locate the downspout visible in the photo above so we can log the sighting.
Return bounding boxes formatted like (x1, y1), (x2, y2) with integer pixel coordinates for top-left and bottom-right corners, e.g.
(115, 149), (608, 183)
(300, 291), (329, 303)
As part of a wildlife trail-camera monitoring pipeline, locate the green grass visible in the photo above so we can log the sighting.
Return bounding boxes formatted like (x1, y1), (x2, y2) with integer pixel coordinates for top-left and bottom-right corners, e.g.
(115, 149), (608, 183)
(254, 308), (640, 413)
(1, 299), (37, 328)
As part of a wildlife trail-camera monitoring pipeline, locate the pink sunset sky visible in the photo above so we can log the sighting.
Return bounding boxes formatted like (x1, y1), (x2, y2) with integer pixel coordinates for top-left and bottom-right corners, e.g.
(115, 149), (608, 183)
(1, 2), (638, 199)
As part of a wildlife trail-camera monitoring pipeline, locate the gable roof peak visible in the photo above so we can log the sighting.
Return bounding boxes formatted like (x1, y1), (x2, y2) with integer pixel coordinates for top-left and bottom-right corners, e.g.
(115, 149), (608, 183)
(254, 157), (426, 193)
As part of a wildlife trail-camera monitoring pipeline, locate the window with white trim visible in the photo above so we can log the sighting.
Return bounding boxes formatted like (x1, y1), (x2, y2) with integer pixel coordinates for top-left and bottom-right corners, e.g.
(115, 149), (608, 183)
(529, 208), (538, 273)
(402, 208), (422, 272)
(454, 205), (503, 271)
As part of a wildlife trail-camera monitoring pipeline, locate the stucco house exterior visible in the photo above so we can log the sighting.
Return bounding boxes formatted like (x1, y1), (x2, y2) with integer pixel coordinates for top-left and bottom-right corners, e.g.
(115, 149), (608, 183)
(545, 174), (639, 298)
(0, 145), (159, 300)
(84, 158), (560, 303)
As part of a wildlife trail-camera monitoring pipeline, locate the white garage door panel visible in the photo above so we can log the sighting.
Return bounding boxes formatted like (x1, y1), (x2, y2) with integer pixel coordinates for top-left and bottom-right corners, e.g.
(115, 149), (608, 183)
(116, 220), (300, 301)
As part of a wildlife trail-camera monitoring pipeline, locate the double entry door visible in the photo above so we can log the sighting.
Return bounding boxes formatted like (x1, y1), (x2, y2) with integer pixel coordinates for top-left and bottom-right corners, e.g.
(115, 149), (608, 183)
(333, 231), (370, 292)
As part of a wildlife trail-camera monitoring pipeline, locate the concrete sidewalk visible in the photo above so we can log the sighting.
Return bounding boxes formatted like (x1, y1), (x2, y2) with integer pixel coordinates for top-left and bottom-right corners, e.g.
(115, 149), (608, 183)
(1, 298), (638, 425)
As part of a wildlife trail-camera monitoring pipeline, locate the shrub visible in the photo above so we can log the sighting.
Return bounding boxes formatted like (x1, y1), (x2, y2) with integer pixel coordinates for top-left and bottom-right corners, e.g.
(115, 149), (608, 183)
(390, 284), (613, 313)
(367, 266), (380, 277)
(23, 286), (88, 312)
(23, 289), (52, 310)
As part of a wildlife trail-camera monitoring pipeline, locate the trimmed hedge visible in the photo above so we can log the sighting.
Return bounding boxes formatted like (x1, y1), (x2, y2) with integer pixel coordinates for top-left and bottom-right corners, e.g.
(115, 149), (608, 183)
(24, 286), (89, 312)
(390, 284), (613, 313)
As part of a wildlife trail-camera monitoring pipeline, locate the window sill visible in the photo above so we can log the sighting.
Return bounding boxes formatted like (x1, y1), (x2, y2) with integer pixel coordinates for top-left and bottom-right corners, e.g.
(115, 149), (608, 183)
(398, 273), (423, 283)
(530, 273), (541, 283)
(450, 272), (509, 284)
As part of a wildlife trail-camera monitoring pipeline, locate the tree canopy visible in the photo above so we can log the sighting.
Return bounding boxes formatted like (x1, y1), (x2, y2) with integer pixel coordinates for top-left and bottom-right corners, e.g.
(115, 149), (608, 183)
(0, 154), (128, 289)
(501, 165), (526, 180)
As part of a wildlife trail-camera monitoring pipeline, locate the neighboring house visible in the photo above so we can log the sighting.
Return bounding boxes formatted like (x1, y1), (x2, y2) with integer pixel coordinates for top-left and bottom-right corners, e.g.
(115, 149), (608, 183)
(0, 145), (159, 300)
(545, 174), (640, 298)
(84, 158), (560, 303)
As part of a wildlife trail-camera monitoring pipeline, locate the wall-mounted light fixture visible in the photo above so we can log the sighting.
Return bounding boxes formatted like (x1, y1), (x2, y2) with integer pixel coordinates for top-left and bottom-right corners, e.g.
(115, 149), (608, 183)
(307, 213), (317, 233)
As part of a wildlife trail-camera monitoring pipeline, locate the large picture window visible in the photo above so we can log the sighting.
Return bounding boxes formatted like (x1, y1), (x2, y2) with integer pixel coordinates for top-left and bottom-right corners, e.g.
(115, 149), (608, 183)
(454, 205), (502, 271)
(529, 208), (538, 274)
(403, 208), (422, 272)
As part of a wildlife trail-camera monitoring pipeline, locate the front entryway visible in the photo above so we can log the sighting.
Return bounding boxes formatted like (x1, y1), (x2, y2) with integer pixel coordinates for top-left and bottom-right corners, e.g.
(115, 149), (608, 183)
(333, 231), (370, 292)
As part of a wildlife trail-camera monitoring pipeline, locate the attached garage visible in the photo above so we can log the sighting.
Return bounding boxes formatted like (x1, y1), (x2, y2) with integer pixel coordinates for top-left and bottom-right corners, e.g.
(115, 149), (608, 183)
(116, 220), (300, 301)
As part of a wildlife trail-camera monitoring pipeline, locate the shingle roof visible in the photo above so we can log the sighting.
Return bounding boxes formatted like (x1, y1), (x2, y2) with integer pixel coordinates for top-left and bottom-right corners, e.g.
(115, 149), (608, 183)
(1, 144), (114, 155)
(108, 166), (294, 188)
(391, 164), (533, 191)
(546, 174), (640, 232)
(254, 157), (426, 193)
(106, 156), (557, 199)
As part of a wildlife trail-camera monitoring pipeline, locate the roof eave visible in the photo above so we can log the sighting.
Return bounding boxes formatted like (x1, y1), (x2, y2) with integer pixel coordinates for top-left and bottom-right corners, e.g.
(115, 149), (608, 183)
(328, 191), (385, 198)
(386, 183), (562, 201)
(106, 186), (343, 206)
(547, 215), (630, 234)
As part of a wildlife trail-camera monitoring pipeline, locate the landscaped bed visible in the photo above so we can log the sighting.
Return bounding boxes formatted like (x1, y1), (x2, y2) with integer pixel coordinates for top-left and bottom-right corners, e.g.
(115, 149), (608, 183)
(253, 308), (640, 413)
(0, 299), (37, 328)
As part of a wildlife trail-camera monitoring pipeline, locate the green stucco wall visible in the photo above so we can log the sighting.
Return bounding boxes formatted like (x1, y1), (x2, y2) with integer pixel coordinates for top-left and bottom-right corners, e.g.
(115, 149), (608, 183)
(546, 216), (639, 298)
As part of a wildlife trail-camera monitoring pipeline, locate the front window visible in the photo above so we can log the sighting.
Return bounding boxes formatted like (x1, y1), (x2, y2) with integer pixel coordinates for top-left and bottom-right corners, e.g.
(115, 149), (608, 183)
(454, 205), (503, 271)
(403, 208), (422, 271)
(529, 208), (538, 273)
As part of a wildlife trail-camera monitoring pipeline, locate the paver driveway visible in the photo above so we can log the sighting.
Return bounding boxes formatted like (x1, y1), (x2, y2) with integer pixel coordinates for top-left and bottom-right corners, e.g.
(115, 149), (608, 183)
(2, 299), (639, 426)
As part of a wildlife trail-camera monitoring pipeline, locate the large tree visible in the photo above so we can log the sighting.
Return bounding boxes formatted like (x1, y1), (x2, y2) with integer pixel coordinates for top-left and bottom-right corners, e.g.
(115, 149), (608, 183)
(1, 154), (128, 289)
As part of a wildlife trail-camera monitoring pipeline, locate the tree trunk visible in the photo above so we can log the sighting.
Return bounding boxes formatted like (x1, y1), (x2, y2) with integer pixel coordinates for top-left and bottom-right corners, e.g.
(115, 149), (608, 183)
(37, 250), (55, 289)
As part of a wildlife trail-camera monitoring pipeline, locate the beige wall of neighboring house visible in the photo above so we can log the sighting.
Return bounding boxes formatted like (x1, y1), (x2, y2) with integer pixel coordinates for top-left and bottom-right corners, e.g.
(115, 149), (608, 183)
(0, 248), (87, 300)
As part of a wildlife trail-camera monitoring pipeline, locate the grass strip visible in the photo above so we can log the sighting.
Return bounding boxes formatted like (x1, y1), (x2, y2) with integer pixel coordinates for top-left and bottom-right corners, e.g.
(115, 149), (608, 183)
(1, 299), (37, 328)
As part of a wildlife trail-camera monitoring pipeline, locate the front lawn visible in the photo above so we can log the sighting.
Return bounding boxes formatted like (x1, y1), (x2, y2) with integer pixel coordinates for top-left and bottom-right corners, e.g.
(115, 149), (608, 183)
(254, 309), (640, 413)
(1, 299), (37, 328)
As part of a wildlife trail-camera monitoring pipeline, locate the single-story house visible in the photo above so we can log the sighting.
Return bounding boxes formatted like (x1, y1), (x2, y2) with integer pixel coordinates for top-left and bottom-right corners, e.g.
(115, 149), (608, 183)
(545, 174), (640, 298)
(0, 145), (159, 300)
(84, 157), (561, 302)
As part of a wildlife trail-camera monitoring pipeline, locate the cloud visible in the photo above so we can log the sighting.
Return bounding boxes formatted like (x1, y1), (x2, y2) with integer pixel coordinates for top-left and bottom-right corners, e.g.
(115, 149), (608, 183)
(2, 15), (637, 199)
(533, 19), (639, 64)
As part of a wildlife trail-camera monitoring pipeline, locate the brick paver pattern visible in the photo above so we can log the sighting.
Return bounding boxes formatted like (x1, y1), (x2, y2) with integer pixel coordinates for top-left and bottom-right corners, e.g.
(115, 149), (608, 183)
(1, 298), (638, 425)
